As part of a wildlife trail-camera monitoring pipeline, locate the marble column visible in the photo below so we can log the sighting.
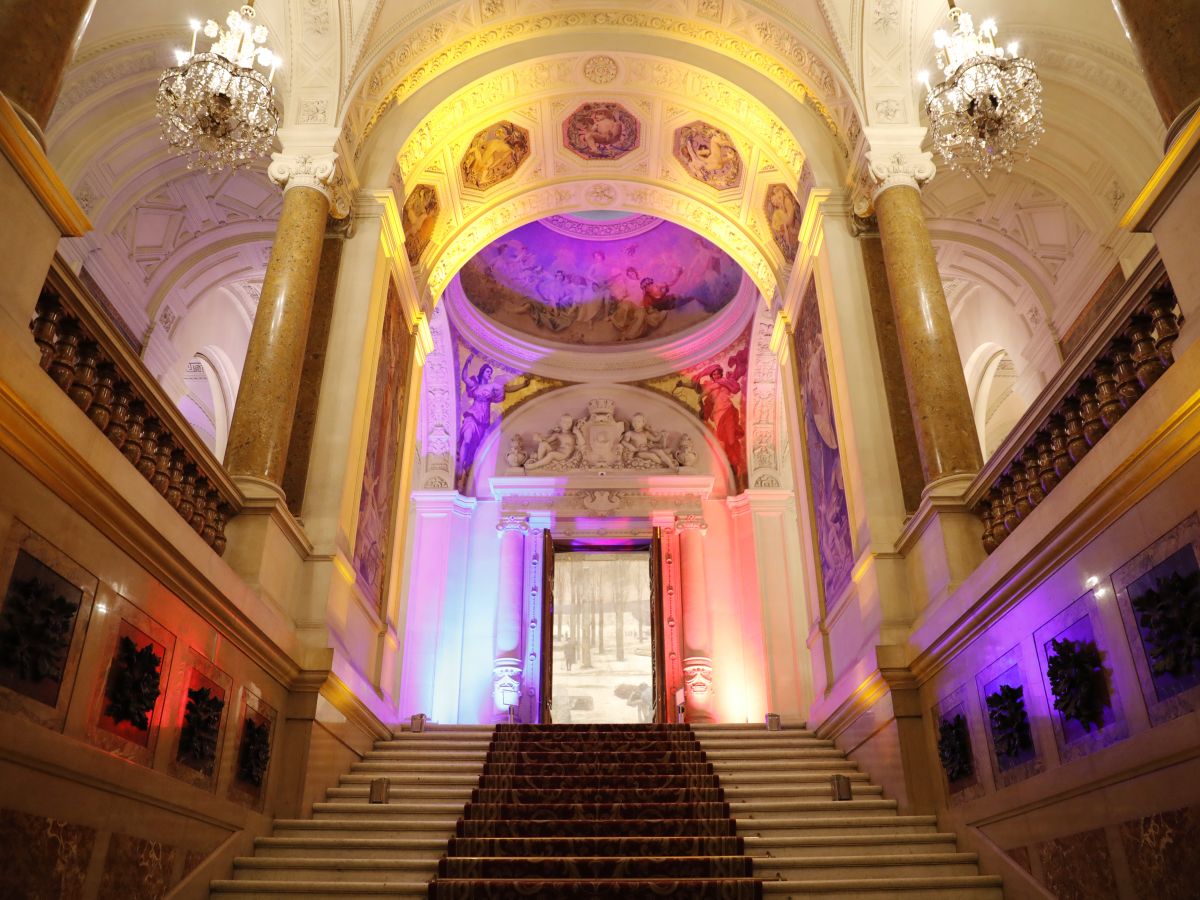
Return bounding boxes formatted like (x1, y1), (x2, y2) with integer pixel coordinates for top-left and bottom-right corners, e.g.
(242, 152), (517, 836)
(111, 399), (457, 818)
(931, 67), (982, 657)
(870, 152), (982, 487)
(0, 0), (96, 137)
(493, 515), (528, 719)
(677, 515), (714, 722)
(225, 153), (335, 491)
(1112, 0), (1200, 144)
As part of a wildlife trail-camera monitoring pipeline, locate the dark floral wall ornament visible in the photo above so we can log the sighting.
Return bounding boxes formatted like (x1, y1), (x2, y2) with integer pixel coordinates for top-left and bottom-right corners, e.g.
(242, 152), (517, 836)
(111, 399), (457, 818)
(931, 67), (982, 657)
(0, 567), (79, 688)
(0, 547), (87, 711)
(236, 715), (271, 787)
(1131, 568), (1200, 679)
(986, 684), (1034, 762)
(1047, 637), (1109, 733)
(103, 635), (163, 731)
(177, 685), (225, 775)
(937, 713), (974, 783)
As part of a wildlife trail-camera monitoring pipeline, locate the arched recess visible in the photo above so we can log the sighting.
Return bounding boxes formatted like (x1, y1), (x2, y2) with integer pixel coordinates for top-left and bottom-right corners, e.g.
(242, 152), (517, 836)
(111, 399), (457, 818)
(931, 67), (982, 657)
(178, 347), (237, 457)
(356, 46), (858, 308)
(342, 4), (861, 170)
(964, 344), (1026, 460)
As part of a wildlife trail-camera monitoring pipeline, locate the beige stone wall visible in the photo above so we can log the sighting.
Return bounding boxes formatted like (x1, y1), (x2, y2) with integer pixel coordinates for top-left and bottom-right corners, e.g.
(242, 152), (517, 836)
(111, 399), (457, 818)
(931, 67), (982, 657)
(817, 335), (1200, 898)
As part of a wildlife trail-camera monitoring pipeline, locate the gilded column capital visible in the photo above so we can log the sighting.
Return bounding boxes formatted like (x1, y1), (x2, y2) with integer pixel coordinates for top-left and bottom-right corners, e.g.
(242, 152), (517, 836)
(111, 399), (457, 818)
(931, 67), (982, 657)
(268, 151), (338, 198)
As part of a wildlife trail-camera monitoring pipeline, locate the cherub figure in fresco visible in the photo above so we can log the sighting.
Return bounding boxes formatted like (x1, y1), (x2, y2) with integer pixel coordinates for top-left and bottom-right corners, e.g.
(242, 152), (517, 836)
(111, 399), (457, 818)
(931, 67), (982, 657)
(456, 358), (530, 488)
(620, 413), (677, 468)
(524, 414), (584, 471)
(675, 363), (746, 484)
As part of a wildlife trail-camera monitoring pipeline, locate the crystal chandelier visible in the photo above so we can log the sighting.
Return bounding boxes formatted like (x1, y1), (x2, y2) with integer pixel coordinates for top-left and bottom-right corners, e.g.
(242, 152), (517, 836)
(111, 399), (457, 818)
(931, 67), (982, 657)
(918, 1), (1043, 177)
(156, 3), (281, 170)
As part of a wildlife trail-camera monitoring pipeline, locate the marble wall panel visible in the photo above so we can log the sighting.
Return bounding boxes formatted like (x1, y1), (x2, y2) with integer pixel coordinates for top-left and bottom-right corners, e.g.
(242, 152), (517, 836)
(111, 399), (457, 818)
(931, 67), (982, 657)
(1036, 827), (1119, 900)
(0, 520), (96, 730)
(1112, 512), (1200, 726)
(0, 807), (95, 900)
(930, 684), (985, 804)
(1119, 802), (1200, 900)
(85, 595), (175, 767)
(1033, 591), (1128, 764)
(167, 647), (233, 792)
(96, 831), (178, 900)
(975, 645), (1044, 788)
(228, 688), (277, 811)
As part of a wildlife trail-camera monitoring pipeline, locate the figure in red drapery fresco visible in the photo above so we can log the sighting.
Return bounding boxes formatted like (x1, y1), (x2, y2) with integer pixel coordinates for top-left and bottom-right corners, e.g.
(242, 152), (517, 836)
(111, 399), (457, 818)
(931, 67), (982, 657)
(675, 344), (748, 487)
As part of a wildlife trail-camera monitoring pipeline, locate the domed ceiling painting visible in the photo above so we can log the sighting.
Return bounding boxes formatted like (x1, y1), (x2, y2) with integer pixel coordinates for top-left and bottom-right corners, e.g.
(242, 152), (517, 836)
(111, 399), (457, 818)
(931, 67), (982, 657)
(456, 214), (744, 345)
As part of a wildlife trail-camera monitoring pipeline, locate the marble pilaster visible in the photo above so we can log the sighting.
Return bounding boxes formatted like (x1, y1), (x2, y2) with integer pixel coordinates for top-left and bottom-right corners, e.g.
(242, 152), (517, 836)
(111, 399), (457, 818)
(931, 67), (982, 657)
(225, 153), (335, 491)
(0, 0), (96, 137)
(677, 515), (714, 722)
(1112, 0), (1200, 144)
(869, 149), (982, 487)
(493, 515), (528, 718)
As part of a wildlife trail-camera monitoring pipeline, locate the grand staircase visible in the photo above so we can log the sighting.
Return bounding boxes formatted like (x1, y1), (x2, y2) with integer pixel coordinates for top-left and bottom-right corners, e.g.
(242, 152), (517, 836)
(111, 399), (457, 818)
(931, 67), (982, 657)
(209, 722), (1004, 899)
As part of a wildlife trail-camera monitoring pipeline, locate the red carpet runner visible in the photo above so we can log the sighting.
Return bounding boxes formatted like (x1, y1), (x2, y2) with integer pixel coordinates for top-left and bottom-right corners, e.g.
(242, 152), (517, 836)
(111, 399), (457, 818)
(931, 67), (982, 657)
(427, 723), (762, 899)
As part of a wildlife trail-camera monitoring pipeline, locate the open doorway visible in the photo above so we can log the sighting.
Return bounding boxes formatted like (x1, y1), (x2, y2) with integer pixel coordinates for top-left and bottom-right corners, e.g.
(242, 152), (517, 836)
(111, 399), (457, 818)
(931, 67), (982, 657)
(547, 551), (655, 724)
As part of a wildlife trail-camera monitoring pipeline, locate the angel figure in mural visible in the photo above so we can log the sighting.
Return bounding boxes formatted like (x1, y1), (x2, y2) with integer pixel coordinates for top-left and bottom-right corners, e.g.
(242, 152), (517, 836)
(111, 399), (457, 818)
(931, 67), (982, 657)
(676, 361), (746, 484)
(620, 413), (677, 468)
(524, 414), (584, 471)
(456, 357), (530, 488)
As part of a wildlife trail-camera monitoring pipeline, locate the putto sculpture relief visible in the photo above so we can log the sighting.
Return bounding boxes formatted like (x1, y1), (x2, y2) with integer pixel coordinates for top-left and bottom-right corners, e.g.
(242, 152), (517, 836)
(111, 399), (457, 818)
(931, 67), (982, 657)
(508, 399), (696, 473)
(401, 184), (439, 264)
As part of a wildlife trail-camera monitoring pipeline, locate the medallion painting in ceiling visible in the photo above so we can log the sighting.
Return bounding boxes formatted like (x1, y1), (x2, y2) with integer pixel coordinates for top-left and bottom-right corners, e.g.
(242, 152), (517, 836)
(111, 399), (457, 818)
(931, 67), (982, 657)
(456, 215), (743, 346)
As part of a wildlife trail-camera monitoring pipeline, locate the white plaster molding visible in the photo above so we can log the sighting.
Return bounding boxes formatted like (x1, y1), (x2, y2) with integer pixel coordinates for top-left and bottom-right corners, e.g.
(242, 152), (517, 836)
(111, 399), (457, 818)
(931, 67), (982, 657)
(268, 151), (340, 197)
(864, 126), (936, 197)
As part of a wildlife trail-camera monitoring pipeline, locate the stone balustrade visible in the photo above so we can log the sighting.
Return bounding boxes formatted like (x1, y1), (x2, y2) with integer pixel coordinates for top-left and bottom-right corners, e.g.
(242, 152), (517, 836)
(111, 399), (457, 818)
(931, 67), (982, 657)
(969, 252), (1182, 554)
(30, 257), (240, 554)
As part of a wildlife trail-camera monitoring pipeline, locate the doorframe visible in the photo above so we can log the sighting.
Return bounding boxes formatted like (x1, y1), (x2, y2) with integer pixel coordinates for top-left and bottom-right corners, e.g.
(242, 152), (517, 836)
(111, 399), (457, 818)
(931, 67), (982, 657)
(540, 539), (660, 724)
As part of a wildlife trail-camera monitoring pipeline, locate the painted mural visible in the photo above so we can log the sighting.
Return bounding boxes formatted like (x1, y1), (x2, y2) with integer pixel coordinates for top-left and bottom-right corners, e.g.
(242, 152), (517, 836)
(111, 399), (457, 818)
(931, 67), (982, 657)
(563, 101), (640, 160)
(670, 329), (751, 490)
(674, 121), (743, 190)
(460, 121), (531, 190)
(457, 217), (742, 346)
(765, 184), (803, 263)
(354, 282), (412, 610)
(796, 282), (853, 602)
(402, 184), (439, 265)
(455, 354), (531, 490)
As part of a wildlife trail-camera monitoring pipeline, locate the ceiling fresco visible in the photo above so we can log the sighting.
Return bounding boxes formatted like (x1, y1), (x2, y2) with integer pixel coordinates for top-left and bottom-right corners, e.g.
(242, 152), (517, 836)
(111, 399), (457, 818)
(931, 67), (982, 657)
(455, 214), (745, 347)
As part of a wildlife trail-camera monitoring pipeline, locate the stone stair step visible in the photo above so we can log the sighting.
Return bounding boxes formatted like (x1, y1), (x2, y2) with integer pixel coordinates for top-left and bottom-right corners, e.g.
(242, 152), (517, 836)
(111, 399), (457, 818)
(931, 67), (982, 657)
(271, 819), (457, 840)
(731, 799), (897, 816)
(253, 836), (446, 859)
(759, 874), (1004, 898)
(736, 815), (941, 838)
(232, 857), (435, 883)
(691, 723), (810, 732)
(324, 786), (474, 800)
(706, 748), (846, 760)
(310, 802), (462, 820)
(744, 833), (960, 858)
(210, 879), (427, 897)
(753, 852), (981, 880)
(711, 760), (859, 772)
(723, 784), (882, 798)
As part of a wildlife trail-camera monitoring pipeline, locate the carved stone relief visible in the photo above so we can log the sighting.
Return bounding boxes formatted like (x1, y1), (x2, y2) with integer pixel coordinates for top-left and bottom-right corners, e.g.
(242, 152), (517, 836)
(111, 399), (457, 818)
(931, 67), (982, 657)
(511, 399), (696, 474)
